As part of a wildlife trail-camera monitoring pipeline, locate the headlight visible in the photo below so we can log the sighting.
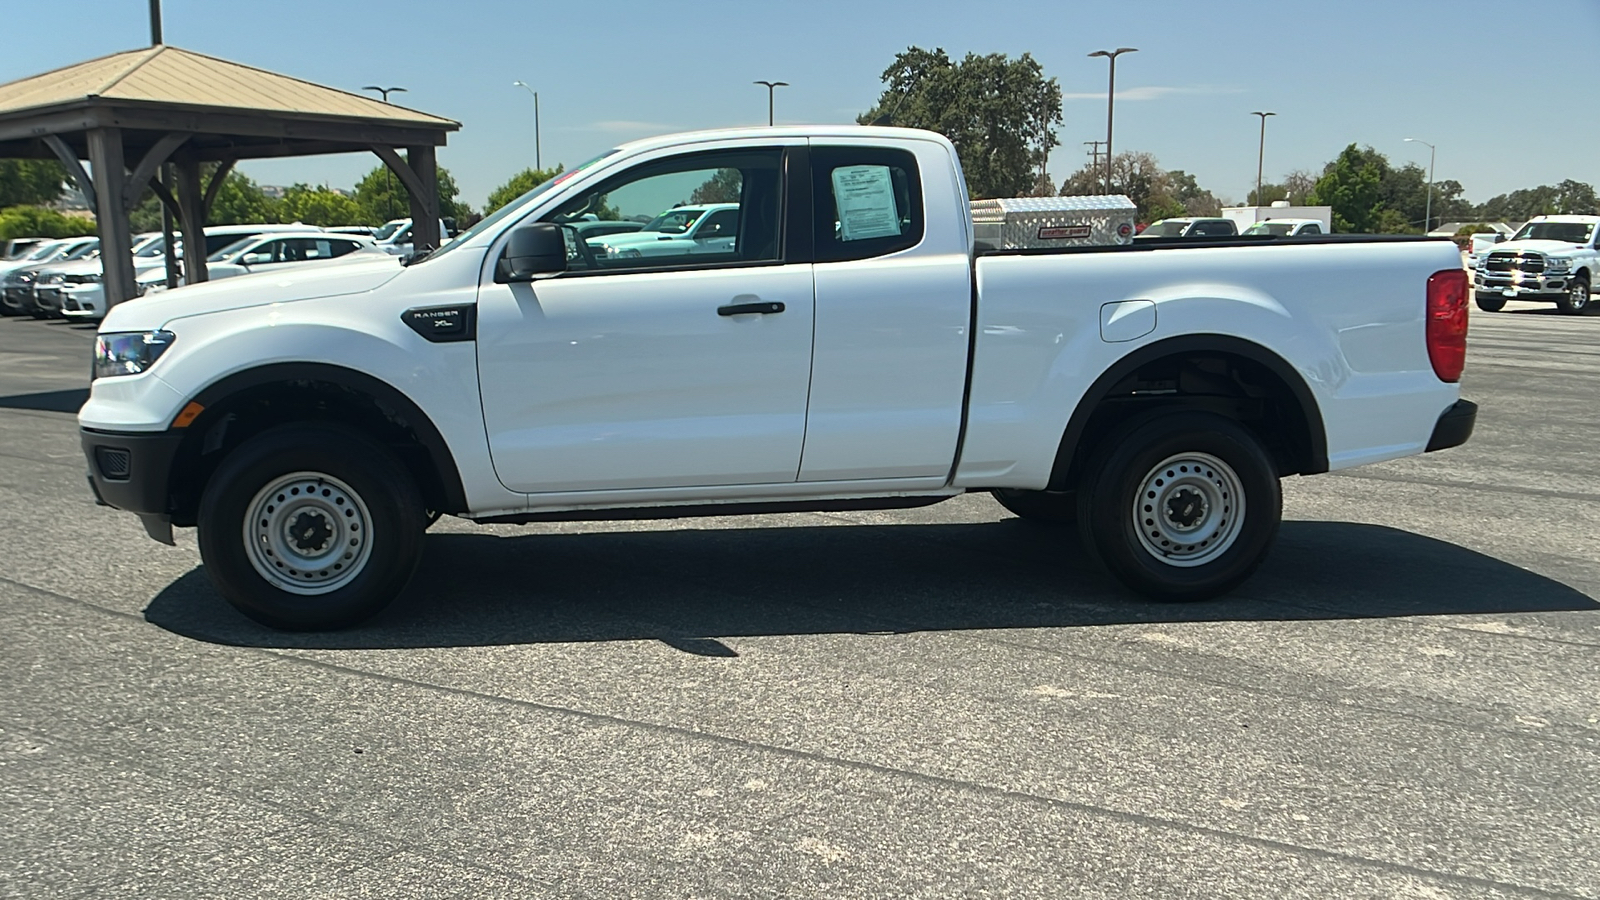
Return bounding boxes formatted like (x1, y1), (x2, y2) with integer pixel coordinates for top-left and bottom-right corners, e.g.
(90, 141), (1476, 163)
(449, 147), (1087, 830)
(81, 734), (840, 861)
(93, 331), (175, 380)
(1547, 258), (1570, 273)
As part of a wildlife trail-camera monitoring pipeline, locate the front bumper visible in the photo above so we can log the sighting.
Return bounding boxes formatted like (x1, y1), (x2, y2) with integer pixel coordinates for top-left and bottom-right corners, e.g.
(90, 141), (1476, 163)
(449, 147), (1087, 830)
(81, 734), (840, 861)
(1474, 269), (1570, 298)
(81, 427), (184, 523)
(1426, 400), (1477, 452)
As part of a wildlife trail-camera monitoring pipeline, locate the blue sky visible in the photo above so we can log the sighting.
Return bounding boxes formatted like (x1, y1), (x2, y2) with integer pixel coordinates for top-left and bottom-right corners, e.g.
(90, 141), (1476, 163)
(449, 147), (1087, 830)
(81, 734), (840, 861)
(5, 0), (1598, 210)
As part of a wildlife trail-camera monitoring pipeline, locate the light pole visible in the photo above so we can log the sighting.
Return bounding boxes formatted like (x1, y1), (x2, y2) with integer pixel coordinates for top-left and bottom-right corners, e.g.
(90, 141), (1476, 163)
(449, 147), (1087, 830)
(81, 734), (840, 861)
(361, 86), (406, 222)
(753, 81), (788, 126)
(1405, 137), (1437, 234)
(1087, 48), (1136, 194)
(362, 85), (406, 103)
(513, 81), (542, 170)
(1251, 111), (1276, 209)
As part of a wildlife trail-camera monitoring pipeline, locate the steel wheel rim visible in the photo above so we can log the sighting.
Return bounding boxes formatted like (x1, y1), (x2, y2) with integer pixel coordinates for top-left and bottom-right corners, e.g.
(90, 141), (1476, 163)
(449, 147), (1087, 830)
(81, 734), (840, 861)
(1132, 452), (1246, 568)
(243, 471), (374, 595)
(1572, 282), (1588, 310)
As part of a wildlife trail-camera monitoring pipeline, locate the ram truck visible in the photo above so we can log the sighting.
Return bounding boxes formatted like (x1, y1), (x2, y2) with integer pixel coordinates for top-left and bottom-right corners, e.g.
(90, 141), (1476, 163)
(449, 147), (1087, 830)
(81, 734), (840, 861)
(80, 126), (1477, 630)
(1471, 215), (1600, 314)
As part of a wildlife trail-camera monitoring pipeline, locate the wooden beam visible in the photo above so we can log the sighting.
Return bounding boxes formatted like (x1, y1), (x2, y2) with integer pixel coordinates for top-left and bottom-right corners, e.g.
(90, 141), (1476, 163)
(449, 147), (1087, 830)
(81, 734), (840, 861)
(97, 104), (451, 147)
(404, 145), (441, 252)
(371, 145), (431, 211)
(146, 177), (180, 218)
(201, 159), (235, 220)
(0, 108), (101, 144)
(87, 128), (137, 309)
(41, 134), (96, 211)
(175, 160), (210, 284)
(123, 132), (190, 212)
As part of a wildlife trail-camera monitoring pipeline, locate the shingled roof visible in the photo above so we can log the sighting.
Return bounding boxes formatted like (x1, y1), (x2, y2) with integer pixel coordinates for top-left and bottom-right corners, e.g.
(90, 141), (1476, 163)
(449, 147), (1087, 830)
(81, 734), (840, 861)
(0, 44), (457, 129)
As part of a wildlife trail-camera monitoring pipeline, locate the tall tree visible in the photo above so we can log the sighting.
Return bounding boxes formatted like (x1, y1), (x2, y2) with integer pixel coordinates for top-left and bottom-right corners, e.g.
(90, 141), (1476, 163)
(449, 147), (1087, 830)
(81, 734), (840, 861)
(859, 46), (1062, 199)
(690, 168), (743, 205)
(1475, 180), (1599, 221)
(0, 160), (65, 208)
(278, 185), (364, 226)
(354, 160), (472, 225)
(1057, 151), (1215, 222)
(484, 165), (564, 214)
(208, 170), (281, 225)
(1307, 144), (1384, 233)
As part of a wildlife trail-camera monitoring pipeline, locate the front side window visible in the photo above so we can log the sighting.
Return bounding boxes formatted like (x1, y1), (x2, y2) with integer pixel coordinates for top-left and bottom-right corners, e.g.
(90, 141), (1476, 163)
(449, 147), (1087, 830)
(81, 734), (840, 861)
(239, 241), (279, 265)
(544, 149), (784, 273)
(811, 147), (923, 262)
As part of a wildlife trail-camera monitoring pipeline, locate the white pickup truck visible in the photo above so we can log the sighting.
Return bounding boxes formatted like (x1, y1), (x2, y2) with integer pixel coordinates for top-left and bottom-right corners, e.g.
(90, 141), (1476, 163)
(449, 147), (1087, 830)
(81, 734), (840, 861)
(80, 126), (1477, 630)
(1472, 215), (1600, 314)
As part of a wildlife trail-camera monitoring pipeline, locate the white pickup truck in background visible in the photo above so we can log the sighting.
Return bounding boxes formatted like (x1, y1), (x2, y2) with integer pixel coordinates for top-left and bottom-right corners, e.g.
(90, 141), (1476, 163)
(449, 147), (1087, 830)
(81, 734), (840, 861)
(1472, 215), (1600, 314)
(80, 125), (1476, 630)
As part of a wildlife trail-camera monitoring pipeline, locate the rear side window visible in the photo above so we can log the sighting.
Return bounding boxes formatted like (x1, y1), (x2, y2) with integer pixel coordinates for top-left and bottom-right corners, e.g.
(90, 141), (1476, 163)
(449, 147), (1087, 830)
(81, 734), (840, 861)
(1300, 223), (1322, 235)
(812, 146), (924, 263)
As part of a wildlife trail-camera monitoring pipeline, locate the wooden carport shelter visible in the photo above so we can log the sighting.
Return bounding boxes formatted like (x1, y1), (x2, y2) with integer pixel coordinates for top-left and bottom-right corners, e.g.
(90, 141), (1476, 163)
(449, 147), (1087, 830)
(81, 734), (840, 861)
(0, 45), (459, 309)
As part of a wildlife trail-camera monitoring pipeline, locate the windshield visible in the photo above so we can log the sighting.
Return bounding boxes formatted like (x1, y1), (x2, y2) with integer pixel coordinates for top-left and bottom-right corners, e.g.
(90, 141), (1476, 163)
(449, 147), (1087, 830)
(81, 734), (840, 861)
(23, 242), (64, 261)
(641, 208), (705, 235)
(1142, 220), (1190, 237)
(373, 221), (407, 241)
(63, 242), (99, 260)
(132, 235), (167, 257)
(414, 150), (620, 266)
(1244, 222), (1295, 236)
(207, 237), (257, 262)
(1510, 222), (1594, 244)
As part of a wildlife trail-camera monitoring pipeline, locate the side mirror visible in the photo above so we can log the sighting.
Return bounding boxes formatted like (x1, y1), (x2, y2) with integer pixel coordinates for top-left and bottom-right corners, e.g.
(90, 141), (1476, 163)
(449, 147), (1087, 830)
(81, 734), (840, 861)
(494, 223), (568, 283)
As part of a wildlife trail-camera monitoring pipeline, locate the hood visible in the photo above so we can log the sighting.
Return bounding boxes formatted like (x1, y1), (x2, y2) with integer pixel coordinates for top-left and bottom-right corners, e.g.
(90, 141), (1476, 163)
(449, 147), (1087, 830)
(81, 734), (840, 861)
(1489, 239), (1587, 256)
(101, 256), (404, 331)
(590, 230), (677, 247)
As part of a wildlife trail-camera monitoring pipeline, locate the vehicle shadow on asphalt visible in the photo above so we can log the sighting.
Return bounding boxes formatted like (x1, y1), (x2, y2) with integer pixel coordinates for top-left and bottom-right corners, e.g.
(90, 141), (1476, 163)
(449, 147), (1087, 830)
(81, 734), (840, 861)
(143, 519), (1597, 650)
(0, 388), (88, 413)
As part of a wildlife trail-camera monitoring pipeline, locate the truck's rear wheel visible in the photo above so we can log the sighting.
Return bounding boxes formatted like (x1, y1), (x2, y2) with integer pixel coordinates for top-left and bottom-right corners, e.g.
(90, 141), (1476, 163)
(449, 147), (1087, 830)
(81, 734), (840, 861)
(1474, 294), (1506, 312)
(197, 424), (426, 630)
(991, 488), (1077, 524)
(1556, 275), (1590, 315)
(1076, 411), (1281, 602)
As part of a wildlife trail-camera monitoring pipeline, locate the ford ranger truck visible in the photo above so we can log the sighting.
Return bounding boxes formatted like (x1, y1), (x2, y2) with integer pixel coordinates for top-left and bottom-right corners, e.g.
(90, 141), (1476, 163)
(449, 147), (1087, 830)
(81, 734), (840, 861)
(1472, 215), (1600, 314)
(79, 126), (1477, 630)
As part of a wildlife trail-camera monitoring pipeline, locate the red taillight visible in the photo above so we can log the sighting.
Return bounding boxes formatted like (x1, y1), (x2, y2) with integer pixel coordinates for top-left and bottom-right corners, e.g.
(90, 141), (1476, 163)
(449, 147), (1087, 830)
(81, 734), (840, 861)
(1426, 268), (1468, 382)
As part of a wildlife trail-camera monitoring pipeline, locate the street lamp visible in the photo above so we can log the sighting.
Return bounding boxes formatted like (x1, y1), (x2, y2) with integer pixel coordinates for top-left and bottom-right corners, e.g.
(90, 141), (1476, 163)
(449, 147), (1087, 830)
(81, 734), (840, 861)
(1087, 48), (1137, 194)
(1405, 137), (1437, 234)
(754, 80), (788, 126)
(513, 81), (542, 170)
(361, 86), (407, 222)
(1251, 111), (1276, 209)
(362, 85), (406, 103)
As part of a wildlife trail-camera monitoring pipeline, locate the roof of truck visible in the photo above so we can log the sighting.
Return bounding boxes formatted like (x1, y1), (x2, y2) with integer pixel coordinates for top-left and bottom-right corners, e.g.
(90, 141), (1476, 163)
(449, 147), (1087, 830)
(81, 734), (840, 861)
(611, 125), (955, 155)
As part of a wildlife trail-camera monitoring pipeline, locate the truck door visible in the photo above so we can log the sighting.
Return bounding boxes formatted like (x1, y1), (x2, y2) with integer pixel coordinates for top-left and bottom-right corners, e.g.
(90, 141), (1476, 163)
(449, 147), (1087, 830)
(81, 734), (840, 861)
(476, 146), (815, 494)
(798, 143), (972, 482)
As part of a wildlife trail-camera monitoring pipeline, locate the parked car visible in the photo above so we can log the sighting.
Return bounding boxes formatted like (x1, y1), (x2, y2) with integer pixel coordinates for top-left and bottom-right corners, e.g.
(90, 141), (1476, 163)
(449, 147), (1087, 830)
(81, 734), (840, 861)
(2, 237), (49, 259)
(81, 125), (1474, 630)
(1472, 215), (1600, 314)
(585, 204), (740, 259)
(326, 225), (378, 238)
(373, 218), (452, 257)
(131, 225), (337, 295)
(1241, 218), (1325, 237)
(0, 237), (98, 317)
(202, 232), (382, 280)
(1135, 217), (1239, 240)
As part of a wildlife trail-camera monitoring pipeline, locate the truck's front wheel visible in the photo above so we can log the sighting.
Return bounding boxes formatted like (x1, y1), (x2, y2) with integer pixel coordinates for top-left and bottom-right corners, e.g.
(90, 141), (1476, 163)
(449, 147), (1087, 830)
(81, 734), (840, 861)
(197, 424), (426, 630)
(1474, 294), (1506, 312)
(1076, 411), (1281, 602)
(1556, 275), (1591, 315)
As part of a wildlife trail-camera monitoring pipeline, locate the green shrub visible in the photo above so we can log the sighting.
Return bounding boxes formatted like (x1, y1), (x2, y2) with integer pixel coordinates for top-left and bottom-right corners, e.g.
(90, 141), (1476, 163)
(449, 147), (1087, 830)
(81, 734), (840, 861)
(0, 205), (97, 241)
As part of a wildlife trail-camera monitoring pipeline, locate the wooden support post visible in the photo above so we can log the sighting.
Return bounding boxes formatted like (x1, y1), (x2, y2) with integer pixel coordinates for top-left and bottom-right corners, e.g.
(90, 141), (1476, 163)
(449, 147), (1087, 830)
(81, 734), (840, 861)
(404, 145), (441, 252)
(175, 160), (210, 284)
(87, 128), (137, 310)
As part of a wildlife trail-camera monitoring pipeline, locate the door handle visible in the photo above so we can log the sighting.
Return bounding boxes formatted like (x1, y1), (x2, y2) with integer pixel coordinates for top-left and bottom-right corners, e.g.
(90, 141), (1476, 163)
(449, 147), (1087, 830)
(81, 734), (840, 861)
(717, 301), (784, 316)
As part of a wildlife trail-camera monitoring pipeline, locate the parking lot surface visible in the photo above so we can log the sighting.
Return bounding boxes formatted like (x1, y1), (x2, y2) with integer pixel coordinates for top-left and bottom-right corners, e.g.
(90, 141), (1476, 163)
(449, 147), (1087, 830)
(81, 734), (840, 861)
(2, 303), (1597, 899)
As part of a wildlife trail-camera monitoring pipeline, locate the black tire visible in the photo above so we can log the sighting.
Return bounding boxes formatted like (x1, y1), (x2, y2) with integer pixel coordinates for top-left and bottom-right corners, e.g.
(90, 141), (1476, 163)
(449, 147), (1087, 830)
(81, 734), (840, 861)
(1076, 411), (1281, 602)
(991, 488), (1078, 525)
(1556, 275), (1590, 315)
(1474, 294), (1506, 312)
(197, 424), (426, 630)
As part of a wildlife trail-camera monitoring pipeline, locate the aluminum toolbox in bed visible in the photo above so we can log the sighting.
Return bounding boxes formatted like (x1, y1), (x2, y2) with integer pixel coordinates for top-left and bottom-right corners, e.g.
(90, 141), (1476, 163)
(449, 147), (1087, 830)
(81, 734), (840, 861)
(970, 195), (1138, 251)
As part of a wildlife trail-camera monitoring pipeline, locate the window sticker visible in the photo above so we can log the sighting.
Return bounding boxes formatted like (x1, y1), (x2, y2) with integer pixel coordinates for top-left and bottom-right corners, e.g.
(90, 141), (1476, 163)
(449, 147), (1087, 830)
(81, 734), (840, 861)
(831, 165), (901, 241)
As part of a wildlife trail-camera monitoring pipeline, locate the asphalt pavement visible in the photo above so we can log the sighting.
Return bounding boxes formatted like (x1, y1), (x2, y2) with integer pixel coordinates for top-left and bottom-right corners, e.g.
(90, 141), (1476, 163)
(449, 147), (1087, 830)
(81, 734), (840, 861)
(1, 301), (1597, 899)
